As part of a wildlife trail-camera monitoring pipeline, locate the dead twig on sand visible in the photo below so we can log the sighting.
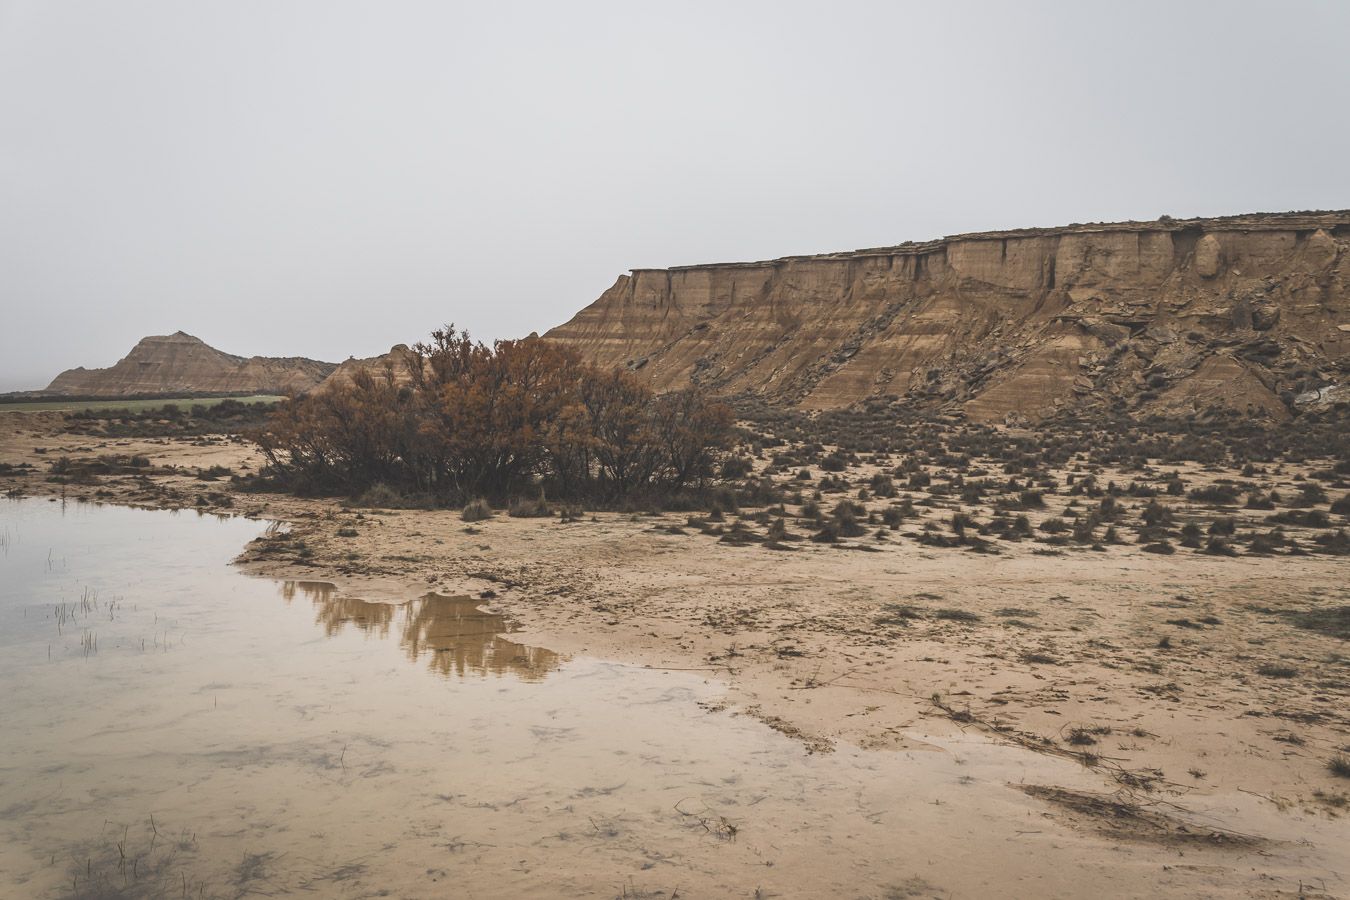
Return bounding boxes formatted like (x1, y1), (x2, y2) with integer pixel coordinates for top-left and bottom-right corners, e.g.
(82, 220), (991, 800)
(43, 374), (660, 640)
(789, 667), (860, 690)
(1238, 787), (1289, 808)
(929, 694), (1181, 795)
(1018, 785), (1265, 848)
(673, 798), (738, 842)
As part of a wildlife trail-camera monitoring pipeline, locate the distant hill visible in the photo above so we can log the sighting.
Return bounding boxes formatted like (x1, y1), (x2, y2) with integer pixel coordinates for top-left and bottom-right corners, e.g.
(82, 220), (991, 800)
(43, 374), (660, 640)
(45, 331), (337, 397)
(546, 211), (1350, 422)
(316, 344), (418, 392)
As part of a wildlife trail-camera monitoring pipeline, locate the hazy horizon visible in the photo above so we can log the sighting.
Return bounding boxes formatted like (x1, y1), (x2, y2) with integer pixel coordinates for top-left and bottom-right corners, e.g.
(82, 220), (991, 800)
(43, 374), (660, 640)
(4, 1), (1349, 391)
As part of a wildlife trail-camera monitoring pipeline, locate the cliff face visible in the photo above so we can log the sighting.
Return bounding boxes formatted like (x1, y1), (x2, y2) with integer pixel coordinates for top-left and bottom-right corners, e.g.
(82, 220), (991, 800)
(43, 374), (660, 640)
(546, 212), (1350, 422)
(46, 332), (337, 396)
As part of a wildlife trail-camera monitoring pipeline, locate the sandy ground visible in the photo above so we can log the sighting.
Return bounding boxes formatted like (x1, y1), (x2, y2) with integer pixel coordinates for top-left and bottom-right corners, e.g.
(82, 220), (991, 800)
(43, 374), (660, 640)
(3, 408), (1349, 897)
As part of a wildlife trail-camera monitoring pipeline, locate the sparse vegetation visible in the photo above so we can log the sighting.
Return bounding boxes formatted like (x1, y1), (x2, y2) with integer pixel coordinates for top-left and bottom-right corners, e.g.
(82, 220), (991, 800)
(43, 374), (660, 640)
(62, 397), (280, 436)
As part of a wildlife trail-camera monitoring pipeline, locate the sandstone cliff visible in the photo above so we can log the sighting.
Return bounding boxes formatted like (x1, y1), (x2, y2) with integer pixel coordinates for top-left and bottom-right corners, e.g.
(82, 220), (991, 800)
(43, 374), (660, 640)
(546, 212), (1350, 422)
(317, 344), (418, 392)
(46, 331), (337, 397)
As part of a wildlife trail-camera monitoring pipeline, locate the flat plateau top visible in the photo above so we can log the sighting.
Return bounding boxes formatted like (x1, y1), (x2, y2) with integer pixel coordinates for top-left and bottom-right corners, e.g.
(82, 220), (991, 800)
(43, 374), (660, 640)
(629, 210), (1350, 274)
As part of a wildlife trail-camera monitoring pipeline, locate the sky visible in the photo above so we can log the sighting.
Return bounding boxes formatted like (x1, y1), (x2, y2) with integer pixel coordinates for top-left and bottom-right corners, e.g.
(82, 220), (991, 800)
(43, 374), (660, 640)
(2, 1), (1348, 391)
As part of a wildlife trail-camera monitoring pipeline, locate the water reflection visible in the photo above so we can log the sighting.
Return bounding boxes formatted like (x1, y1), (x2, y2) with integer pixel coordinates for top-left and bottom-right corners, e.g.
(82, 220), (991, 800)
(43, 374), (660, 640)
(281, 581), (397, 637)
(280, 581), (558, 680)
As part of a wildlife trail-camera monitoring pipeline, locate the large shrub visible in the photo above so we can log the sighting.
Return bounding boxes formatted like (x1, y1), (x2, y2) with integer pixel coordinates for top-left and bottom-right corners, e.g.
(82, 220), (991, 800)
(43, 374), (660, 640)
(251, 326), (733, 505)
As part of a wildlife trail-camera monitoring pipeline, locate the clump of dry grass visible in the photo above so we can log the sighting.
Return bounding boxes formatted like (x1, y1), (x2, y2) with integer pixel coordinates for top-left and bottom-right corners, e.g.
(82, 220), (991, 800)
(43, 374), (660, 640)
(1065, 724), (1112, 746)
(461, 498), (493, 522)
(508, 494), (552, 518)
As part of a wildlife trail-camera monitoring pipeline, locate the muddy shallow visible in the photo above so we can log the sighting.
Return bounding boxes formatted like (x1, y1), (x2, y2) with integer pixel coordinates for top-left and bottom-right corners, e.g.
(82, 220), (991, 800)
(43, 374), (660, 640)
(0, 498), (1344, 899)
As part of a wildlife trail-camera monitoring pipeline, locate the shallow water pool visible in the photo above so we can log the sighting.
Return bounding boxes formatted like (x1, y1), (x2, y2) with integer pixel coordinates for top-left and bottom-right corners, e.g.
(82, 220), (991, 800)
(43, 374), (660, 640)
(1, 498), (1339, 899)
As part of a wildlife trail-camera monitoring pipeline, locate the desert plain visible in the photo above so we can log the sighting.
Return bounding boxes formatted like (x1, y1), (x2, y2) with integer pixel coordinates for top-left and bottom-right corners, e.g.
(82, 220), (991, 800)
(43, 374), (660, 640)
(2, 400), (1347, 899)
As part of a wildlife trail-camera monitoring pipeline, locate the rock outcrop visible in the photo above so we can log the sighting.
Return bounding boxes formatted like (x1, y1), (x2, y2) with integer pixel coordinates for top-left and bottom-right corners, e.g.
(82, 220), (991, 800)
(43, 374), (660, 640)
(46, 332), (337, 397)
(546, 212), (1350, 421)
(316, 344), (418, 392)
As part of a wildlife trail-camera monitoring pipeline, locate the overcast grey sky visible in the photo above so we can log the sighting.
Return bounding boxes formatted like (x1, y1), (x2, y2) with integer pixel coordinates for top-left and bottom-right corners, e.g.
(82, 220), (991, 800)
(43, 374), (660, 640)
(2, 1), (1348, 390)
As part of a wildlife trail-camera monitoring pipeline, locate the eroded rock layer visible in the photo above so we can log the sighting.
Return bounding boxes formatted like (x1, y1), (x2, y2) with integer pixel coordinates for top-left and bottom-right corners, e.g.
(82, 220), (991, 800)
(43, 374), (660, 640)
(317, 344), (418, 392)
(546, 212), (1350, 421)
(46, 331), (337, 397)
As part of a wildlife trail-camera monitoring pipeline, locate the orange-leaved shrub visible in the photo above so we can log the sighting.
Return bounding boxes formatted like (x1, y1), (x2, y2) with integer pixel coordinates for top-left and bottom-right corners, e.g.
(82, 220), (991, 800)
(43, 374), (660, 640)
(249, 326), (732, 505)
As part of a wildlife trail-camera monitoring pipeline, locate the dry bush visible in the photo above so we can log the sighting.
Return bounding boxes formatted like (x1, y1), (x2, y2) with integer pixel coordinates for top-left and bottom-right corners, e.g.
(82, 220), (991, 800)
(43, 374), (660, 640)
(461, 498), (494, 521)
(508, 494), (553, 518)
(250, 326), (733, 507)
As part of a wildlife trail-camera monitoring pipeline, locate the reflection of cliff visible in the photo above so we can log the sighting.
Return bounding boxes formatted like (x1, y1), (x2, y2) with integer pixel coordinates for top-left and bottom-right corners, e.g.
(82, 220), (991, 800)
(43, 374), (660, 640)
(281, 582), (558, 681)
